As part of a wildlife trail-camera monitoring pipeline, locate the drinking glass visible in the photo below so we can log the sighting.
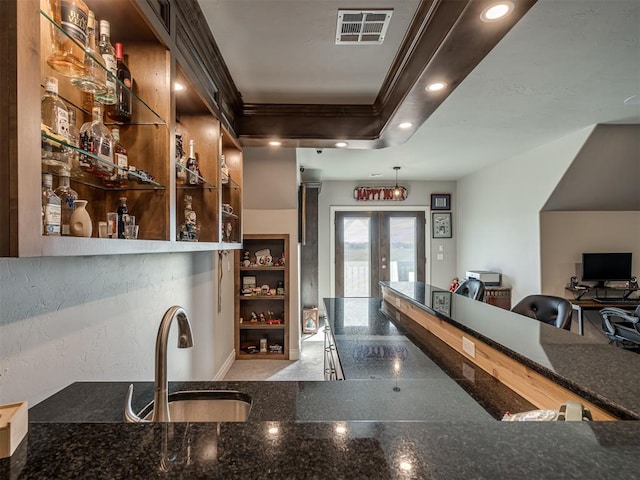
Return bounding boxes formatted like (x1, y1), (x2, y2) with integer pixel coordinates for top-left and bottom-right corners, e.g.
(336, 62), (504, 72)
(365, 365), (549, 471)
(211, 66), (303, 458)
(124, 224), (139, 239)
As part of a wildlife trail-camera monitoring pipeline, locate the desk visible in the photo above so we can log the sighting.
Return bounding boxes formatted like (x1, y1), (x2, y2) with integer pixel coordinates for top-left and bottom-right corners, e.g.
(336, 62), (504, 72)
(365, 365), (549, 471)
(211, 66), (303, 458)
(565, 297), (640, 337)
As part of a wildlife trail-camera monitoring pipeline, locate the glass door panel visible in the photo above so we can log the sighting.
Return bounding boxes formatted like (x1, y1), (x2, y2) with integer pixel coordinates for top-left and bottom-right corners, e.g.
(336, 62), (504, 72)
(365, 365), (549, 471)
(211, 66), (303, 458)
(389, 217), (416, 282)
(343, 216), (371, 297)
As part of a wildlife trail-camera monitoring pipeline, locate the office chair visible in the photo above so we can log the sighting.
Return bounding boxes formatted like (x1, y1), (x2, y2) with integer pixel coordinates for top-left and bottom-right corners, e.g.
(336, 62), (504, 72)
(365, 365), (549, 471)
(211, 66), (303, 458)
(510, 295), (573, 330)
(454, 278), (485, 301)
(599, 307), (640, 348)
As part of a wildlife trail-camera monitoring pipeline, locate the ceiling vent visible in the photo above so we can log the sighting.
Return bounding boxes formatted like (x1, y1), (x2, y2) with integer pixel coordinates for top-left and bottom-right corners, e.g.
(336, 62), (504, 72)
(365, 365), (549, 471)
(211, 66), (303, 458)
(336, 9), (393, 45)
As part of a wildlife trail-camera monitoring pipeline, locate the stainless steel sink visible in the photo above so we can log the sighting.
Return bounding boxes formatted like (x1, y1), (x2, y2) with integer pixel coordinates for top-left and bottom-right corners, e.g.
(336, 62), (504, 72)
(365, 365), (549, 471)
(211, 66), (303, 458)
(129, 390), (252, 423)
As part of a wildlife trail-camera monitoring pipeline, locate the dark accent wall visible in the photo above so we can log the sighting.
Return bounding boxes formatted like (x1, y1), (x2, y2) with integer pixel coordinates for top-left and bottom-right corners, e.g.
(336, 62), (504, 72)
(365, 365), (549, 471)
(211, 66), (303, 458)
(300, 183), (321, 311)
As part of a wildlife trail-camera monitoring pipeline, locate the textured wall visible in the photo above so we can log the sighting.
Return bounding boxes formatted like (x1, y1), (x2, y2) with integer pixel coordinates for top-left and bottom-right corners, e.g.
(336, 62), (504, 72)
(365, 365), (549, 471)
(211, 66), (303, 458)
(0, 252), (231, 406)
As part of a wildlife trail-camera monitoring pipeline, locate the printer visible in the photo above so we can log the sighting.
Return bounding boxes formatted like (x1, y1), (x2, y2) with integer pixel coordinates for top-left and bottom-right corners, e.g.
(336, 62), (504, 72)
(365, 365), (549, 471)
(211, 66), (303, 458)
(466, 270), (501, 286)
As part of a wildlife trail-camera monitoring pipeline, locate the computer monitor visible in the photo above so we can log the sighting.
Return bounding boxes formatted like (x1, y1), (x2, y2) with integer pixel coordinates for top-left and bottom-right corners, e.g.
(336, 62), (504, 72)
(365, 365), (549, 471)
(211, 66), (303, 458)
(582, 252), (632, 287)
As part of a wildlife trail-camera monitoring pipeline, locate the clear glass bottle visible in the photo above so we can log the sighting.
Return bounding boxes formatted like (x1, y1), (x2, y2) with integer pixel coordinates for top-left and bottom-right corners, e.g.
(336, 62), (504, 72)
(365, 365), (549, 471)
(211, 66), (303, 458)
(106, 43), (132, 122)
(67, 109), (84, 178)
(42, 173), (61, 236)
(104, 127), (128, 187)
(220, 154), (229, 185)
(94, 20), (117, 105)
(177, 195), (200, 242)
(54, 170), (78, 236)
(175, 134), (187, 185)
(186, 139), (200, 185)
(41, 76), (70, 172)
(46, 0), (89, 79)
(116, 196), (128, 239)
(79, 103), (114, 178)
(70, 10), (107, 94)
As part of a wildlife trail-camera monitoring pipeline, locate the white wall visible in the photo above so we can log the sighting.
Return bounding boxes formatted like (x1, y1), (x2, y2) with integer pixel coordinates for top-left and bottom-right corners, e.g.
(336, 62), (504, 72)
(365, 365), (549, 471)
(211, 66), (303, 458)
(540, 211), (640, 297)
(317, 180), (457, 307)
(0, 252), (235, 406)
(242, 148), (300, 359)
(457, 127), (594, 303)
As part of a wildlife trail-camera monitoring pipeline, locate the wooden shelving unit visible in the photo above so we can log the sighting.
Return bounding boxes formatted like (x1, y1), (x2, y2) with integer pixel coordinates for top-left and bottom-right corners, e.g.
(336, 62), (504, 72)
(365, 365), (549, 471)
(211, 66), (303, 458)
(1, 0), (243, 257)
(234, 234), (290, 359)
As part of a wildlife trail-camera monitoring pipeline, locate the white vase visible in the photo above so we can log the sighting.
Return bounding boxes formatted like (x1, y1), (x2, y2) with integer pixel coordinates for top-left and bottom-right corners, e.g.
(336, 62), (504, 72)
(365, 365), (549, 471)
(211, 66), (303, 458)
(70, 200), (93, 237)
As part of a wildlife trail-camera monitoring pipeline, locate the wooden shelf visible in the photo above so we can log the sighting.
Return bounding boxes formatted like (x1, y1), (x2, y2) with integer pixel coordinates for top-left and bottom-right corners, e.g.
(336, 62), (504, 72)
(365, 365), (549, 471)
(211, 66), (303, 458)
(235, 234), (290, 360)
(239, 323), (285, 330)
(239, 295), (286, 301)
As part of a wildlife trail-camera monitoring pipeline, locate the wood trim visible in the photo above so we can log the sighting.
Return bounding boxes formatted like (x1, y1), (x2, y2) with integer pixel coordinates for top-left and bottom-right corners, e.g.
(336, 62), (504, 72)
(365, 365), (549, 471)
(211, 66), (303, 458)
(382, 287), (620, 421)
(235, 0), (538, 148)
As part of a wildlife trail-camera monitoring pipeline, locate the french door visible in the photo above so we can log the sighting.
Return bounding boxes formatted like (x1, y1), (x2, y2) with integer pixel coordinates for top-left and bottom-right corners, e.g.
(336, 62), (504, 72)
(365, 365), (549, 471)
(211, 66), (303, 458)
(335, 211), (426, 297)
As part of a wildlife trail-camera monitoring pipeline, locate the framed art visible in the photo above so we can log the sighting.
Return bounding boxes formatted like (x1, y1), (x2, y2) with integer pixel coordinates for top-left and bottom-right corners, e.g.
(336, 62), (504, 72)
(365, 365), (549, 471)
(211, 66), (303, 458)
(432, 212), (452, 238)
(302, 308), (319, 334)
(430, 193), (451, 210)
(431, 291), (452, 317)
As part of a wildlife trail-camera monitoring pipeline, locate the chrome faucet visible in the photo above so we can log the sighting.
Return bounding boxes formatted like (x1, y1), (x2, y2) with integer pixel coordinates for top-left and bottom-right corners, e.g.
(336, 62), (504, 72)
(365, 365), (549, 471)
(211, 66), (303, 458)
(124, 306), (194, 422)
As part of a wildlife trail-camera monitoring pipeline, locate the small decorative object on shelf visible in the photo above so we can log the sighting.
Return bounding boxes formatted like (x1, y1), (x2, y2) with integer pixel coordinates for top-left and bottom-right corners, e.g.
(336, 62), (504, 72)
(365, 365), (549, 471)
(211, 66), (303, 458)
(79, 103), (114, 178)
(241, 251), (251, 267)
(95, 20), (117, 105)
(106, 42), (133, 123)
(54, 170), (78, 236)
(42, 173), (61, 236)
(175, 134), (187, 185)
(449, 277), (459, 292)
(276, 281), (284, 295)
(70, 10), (106, 94)
(177, 195), (201, 242)
(41, 76), (70, 172)
(104, 126), (128, 187)
(45, 0), (90, 79)
(255, 248), (272, 266)
(69, 200), (92, 237)
(220, 154), (229, 184)
(116, 196), (128, 239)
(186, 139), (201, 185)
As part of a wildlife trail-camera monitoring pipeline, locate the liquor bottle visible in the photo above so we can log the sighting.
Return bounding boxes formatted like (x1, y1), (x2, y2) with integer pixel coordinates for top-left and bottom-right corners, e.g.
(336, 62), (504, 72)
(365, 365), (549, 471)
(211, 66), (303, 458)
(46, 0), (89, 79)
(186, 139), (200, 185)
(41, 76), (70, 172)
(116, 197), (128, 239)
(54, 170), (78, 236)
(42, 173), (61, 236)
(67, 109), (84, 178)
(70, 10), (107, 94)
(220, 154), (229, 185)
(104, 127), (128, 187)
(79, 103), (114, 177)
(94, 20), (117, 105)
(175, 134), (187, 185)
(106, 43), (133, 122)
(177, 195), (200, 241)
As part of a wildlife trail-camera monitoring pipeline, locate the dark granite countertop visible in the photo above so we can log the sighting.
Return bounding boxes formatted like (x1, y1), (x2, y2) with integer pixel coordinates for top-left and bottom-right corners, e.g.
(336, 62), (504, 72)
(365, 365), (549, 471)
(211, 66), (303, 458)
(4, 294), (640, 479)
(381, 281), (640, 419)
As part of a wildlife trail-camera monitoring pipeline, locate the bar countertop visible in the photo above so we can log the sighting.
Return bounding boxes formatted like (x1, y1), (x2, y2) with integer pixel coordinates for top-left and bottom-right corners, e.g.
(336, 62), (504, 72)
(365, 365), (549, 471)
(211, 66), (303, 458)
(380, 281), (640, 420)
(3, 294), (640, 479)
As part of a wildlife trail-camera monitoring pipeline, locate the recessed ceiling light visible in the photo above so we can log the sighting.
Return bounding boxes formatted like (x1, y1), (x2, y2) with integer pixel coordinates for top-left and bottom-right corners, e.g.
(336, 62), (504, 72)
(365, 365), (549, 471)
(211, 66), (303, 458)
(268, 141), (282, 147)
(398, 122), (413, 130)
(369, 173), (383, 177)
(335, 142), (348, 148)
(426, 82), (447, 92)
(480, 2), (514, 22)
(174, 82), (186, 92)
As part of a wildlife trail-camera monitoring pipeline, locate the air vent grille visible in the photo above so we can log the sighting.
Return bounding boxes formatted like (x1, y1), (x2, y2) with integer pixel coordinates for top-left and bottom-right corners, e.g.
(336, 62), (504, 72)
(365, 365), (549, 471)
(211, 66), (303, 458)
(336, 9), (393, 45)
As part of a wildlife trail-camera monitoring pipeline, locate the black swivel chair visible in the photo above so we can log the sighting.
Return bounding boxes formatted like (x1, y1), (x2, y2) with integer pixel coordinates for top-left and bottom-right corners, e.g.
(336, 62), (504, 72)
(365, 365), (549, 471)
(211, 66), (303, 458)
(454, 278), (485, 301)
(510, 295), (573, 330)
(599, 307), (640, 348)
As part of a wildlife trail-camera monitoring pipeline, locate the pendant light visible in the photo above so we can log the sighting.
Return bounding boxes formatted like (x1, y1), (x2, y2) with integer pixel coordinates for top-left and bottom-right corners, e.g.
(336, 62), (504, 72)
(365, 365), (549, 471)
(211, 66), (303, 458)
(393, 166), (402, 199)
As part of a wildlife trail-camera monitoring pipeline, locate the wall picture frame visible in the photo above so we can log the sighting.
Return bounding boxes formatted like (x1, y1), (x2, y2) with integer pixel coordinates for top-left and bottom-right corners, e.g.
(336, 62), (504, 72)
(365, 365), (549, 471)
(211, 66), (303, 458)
(431, 291), (452, 317)
(302, 308), (319, 334)
(430, 193), (451, 210)
(432, 212), (452, 238)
